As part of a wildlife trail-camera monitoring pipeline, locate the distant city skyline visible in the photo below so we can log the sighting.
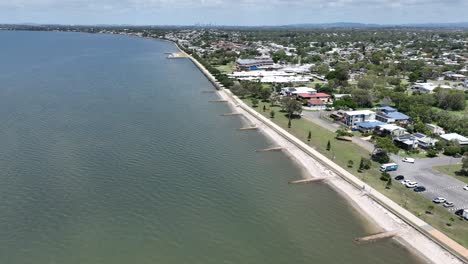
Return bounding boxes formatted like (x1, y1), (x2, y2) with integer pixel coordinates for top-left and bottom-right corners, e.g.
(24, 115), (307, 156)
(1, 0), (468, 26)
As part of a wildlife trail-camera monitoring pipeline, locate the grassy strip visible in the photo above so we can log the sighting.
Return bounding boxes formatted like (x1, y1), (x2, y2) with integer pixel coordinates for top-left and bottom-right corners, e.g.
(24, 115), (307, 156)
(433, 164), (468, 185)
(247, 98), (468, 247)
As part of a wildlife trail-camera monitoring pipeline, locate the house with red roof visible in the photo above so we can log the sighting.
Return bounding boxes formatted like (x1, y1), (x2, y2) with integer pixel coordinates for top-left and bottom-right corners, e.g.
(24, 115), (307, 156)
(306, 99), (327, 110)
(297, 92), (331, 103)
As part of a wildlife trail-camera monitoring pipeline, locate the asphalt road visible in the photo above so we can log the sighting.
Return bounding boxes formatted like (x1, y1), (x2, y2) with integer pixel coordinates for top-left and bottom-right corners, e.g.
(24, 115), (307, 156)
(301, 110), (468, 212)
(389, 156), (468, 212)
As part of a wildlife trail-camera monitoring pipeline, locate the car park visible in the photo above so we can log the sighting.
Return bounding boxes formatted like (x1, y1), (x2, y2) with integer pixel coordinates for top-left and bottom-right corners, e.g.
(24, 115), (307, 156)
(394, 175), (404, 181)
(443, 201), (454, 208)
(414, 186), (426, 192)
(402, 157), (415, 163)
(432, 197), (446, 203)
(405, 182), (418, 188)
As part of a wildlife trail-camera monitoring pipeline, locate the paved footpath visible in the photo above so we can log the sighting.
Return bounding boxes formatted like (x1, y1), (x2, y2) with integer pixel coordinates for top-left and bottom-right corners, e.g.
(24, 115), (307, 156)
(232, 93), (468, 261)
(177, 46), (468, 262)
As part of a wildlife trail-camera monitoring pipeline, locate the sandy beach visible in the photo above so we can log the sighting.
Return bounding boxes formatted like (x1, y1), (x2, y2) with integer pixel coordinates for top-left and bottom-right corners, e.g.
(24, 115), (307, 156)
(174, 42), (467, 264)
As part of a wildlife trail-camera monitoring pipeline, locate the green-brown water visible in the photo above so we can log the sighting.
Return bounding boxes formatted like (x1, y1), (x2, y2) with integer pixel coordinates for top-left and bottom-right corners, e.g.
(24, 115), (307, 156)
(0, 31), (424, 263)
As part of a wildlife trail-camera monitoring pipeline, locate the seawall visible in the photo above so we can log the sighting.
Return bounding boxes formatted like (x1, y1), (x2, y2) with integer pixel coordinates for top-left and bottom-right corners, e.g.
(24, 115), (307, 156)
(172, 40), (467, 264)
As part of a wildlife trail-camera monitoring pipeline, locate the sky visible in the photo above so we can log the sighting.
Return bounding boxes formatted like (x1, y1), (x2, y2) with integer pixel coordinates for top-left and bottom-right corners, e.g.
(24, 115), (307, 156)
(1, 0), (467, 26)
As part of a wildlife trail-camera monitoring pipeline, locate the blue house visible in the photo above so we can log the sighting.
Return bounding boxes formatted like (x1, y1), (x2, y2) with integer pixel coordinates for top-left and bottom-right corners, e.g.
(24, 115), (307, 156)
(356, 121), (386, 133)
(376, 107), (410, 124)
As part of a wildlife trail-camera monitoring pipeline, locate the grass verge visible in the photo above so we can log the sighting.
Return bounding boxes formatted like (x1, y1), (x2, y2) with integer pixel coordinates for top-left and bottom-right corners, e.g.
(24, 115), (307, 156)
(246, 98), (468, 248)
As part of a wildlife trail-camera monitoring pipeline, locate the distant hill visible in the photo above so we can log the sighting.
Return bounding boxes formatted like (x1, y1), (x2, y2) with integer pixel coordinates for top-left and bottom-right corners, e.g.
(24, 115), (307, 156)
(282, 22), (468, 29)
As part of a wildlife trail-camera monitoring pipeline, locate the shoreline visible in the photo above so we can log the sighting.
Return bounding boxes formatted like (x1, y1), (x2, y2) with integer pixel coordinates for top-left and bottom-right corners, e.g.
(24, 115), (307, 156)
(172, 41), (467, 264)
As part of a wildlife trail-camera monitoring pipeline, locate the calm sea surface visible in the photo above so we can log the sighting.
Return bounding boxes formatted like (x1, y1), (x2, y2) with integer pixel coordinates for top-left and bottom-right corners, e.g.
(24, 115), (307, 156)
(0, 31), (423, 263)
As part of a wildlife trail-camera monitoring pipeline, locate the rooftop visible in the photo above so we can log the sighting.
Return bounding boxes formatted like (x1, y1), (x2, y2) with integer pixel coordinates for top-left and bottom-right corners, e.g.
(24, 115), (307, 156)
(384, 111), (410, 120)
(345, 110), (376, 116)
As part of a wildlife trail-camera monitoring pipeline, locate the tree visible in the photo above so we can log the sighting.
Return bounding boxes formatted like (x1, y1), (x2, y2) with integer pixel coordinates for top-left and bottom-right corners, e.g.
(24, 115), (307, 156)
(263, 105), (266, 112)
(357, 78), (374, 90)
(372, 149), (390, 163)
(426, 149), (438, 158)
(358, 157), (372, 172)
(307, 131), (312, 142)
(347, 160), (354, 168)
(380, 171), (391, 181)
(444, 144), (461, 156)
(386, 177), (392, 189)
(351, 89), (374, 108)
(259, 88), (272, 101)
(460, 154), (468, 176)
(375, 137), (399, 154)
(408, 71), (420, 83)
(251, 98), (259, 107)
(281, 97), (303, 127)
(270, 109), (276, 119)
(326, 140), (331, 151)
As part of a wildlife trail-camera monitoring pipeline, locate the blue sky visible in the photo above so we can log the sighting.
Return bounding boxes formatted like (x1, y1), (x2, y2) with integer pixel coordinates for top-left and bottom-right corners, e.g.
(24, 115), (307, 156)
(1, 0), (467, 25)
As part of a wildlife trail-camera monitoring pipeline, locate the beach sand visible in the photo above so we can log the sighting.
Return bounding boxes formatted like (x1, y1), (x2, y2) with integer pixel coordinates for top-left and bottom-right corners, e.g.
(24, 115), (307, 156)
(174, 43), (465, 264)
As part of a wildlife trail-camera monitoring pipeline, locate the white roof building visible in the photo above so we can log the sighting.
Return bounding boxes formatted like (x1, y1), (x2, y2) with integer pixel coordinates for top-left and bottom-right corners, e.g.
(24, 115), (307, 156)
(411, 83), (437, 93)
(440, 133), (468, 145)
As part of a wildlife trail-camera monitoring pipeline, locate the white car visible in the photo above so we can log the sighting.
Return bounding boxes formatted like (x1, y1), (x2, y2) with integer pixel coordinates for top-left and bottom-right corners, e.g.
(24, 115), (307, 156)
(405, 182), (418, 188)
(432, 197), (446, 203)
(402, 157), (415, 163)
(401, 179), (411, 185)
(463, 185), (468, 191)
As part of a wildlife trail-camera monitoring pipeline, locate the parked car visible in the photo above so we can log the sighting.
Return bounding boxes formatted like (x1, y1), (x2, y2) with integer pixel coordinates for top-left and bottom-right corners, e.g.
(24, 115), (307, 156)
(455, 209), (465, 217)
(414, 186), (426, 192)
(433, 197), (446, 203)
(443, 201), (454, 208)
(395, 175), (404, 181)
(405, 182), (418, 188)
(463, 185), (468, 191)
(402, 157), (415, 163)
(401, 179), (411, 185)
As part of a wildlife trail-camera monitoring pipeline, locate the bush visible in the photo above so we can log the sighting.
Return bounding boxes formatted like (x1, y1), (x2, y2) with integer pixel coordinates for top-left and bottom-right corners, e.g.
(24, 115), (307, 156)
(444, 145), (461, 156)
(380, 172), (391, 181)
(426, 149), (438, 158)
(372, 149), (390, 164)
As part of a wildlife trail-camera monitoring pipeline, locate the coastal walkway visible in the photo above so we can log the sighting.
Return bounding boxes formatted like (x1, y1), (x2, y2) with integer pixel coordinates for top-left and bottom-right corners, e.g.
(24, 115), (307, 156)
(175, 43), (468, 263)
(229, 90), (468, 262)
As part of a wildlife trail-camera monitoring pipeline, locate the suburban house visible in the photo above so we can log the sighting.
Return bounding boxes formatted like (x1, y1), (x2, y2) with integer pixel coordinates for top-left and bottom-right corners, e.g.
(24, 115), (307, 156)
(236, 57), (274, 70)
(344, 110), (376, 127)
(281, 87), (316, 96)
(426, 124), (445, 135)
(393, 133), (437, 149)
(297, 93), (331, 103)
(333, 94), (352, 100)
(440, 133), (468, 145)
(306, 99), (327, 110)
(356, 121), (386, 133)
(410, 83), (437, 94)
(375, 124), (406, 137)
(375, 106), (410, 124)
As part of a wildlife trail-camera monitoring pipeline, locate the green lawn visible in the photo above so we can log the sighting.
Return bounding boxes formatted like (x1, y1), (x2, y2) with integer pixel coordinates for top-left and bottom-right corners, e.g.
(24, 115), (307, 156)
(214, 62), (235, 74)
(433, 164), (468, 185)
(430, 102), (468, 119)
(247, 98), (468, 248)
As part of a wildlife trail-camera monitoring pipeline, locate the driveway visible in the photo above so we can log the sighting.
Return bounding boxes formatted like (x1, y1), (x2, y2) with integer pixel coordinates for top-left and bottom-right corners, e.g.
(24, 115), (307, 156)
(389, 156), (468, 212)
(301, 111), (375, 152)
